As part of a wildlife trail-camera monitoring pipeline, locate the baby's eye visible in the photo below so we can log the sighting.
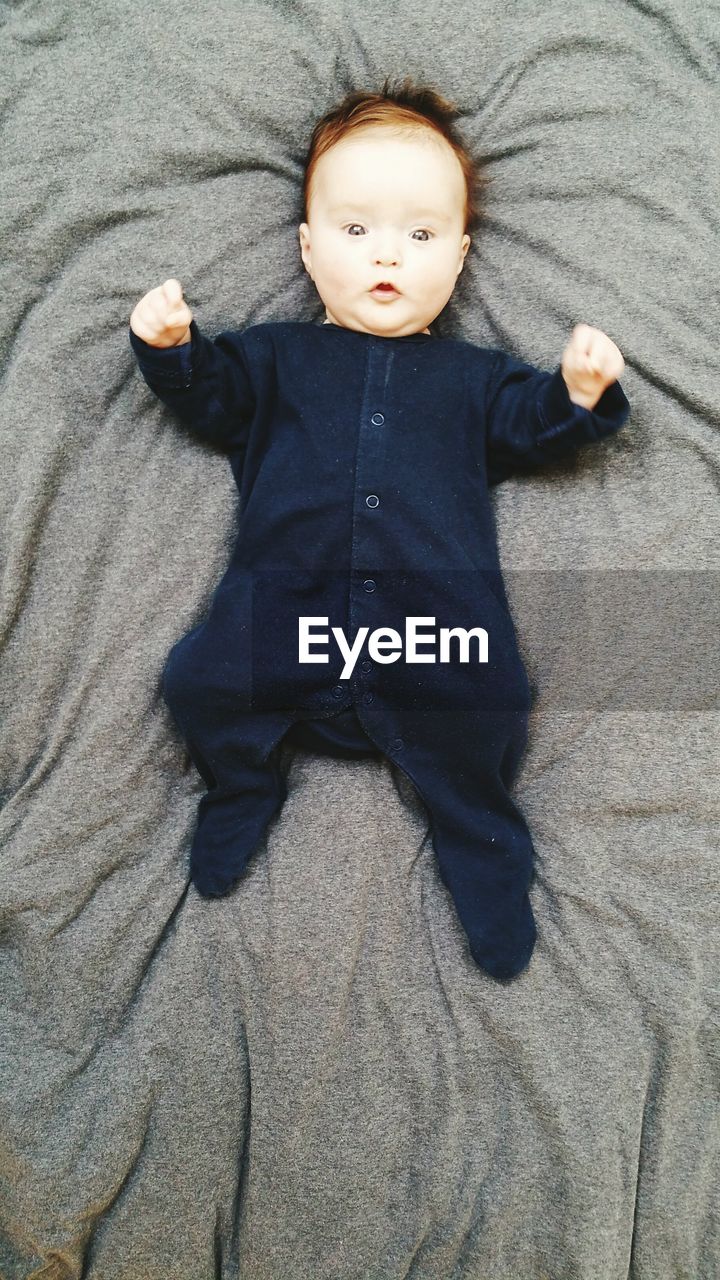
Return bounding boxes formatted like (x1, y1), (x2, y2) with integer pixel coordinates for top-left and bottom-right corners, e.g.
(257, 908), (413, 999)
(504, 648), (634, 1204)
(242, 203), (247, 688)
(342, 224), (433, 240)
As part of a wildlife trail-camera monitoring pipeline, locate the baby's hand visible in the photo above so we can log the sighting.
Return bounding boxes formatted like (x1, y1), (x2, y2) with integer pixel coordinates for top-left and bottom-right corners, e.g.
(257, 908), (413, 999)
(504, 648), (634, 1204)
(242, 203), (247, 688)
(130, 278), (193, 348)
(561, 323), (625, 410)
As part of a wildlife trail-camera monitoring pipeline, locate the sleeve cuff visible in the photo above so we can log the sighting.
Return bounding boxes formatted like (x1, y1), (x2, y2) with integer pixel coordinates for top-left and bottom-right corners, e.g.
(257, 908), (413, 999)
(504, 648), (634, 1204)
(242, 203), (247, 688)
(128, 318), (201, 387)
(536, 366), (631, 443)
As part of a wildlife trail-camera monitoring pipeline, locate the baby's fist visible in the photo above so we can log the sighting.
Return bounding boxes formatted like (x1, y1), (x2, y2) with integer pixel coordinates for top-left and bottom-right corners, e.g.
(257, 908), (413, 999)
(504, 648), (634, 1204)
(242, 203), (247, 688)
(561, 323), (625, 410)
(130, 278), (193, 348)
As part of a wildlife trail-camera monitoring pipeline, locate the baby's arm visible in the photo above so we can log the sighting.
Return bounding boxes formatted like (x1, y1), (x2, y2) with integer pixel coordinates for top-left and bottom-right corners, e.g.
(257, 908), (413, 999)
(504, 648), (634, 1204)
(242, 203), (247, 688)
(483, 327), (630, 487)
(128, 279), (255, 452)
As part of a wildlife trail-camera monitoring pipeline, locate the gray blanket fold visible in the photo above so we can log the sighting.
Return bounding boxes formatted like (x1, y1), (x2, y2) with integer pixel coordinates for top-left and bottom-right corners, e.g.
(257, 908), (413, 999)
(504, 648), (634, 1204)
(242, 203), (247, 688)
(1, 1), (718, 1276)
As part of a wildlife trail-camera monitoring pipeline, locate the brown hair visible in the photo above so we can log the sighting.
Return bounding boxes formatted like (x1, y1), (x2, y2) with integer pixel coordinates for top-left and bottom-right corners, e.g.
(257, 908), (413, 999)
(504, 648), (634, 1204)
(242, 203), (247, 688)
(301, 75), (491, 239)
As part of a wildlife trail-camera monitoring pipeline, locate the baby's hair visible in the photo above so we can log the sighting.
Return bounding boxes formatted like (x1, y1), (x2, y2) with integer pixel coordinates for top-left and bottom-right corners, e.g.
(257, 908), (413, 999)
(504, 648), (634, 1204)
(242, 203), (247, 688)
(301, 75), (490, 238)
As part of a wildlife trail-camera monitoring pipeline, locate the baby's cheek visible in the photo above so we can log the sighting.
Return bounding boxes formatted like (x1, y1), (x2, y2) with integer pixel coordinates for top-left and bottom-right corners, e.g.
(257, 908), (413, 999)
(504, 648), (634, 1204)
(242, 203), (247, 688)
(325, 254), (351, 289)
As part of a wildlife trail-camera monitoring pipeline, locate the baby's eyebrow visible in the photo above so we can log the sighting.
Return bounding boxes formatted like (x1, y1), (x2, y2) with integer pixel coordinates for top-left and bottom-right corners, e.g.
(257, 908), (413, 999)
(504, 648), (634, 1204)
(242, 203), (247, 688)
(328, 203), (452, 223)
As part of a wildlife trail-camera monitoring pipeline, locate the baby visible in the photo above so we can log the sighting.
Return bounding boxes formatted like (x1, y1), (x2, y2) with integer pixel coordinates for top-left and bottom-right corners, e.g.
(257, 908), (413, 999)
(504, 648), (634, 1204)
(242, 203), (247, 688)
(129, 79), (630, 981)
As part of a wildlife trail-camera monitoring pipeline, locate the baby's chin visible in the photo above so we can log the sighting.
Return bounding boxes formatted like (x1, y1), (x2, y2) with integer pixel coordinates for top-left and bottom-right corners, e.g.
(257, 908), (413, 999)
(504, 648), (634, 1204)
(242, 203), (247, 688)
(322, 302), (433, 338)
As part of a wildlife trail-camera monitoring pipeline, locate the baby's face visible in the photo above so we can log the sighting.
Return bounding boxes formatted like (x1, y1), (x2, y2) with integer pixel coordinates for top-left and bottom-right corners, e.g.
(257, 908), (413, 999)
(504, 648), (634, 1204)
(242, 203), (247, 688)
(298, 128), (471, 338)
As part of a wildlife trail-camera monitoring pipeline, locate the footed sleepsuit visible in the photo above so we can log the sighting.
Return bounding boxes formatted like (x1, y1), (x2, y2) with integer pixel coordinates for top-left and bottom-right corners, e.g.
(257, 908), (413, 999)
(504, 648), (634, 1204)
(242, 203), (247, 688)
(129, 317), (630, 980)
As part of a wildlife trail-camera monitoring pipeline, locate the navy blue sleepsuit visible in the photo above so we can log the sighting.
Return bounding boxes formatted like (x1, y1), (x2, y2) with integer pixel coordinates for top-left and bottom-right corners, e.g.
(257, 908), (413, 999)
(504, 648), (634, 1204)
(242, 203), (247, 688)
(129, 317), (630, 980)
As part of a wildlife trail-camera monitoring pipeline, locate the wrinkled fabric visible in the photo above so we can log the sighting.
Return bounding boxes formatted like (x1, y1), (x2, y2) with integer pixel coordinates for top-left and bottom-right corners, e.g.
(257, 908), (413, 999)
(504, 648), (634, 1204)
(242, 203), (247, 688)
(2, 0), (718, 1274)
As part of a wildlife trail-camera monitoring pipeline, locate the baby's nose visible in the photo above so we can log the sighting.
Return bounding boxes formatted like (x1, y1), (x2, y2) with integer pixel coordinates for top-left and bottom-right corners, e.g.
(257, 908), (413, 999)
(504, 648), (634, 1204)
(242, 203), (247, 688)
(374, 251), (400, 265)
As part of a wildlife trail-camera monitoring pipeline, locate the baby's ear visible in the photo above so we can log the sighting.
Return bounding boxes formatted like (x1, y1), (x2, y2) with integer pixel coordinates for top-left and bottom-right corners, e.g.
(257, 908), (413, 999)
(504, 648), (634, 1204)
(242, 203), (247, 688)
(298, 224), (313, 277)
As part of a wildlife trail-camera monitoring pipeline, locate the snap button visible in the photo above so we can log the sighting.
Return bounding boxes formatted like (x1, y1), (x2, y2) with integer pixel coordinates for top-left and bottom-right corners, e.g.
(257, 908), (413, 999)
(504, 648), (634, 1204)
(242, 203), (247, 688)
(363, 579), (376, 592)
(363, 692), (374, 705)
(360, 659), (372, 673)
(331, 684), (345, 698)
(366, 494), (379, 508)
(390, 737), (404, 751)
(371, 412), (384, 425)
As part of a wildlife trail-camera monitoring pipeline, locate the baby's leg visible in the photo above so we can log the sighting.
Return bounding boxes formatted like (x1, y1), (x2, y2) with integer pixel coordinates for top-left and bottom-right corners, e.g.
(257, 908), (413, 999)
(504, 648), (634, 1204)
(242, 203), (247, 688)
(161, 626), (293, 898)
(391, 707), (537, 982)
(184, 711), (293, 897)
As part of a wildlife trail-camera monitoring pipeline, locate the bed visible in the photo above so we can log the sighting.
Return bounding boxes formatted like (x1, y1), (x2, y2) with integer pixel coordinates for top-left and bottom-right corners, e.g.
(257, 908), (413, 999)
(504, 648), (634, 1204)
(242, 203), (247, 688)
(1, 0), (718, 1275)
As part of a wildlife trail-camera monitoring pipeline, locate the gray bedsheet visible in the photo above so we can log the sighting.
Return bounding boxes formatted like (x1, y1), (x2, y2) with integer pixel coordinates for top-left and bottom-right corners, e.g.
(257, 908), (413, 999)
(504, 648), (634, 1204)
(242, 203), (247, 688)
(1, 1), (718, 1276)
